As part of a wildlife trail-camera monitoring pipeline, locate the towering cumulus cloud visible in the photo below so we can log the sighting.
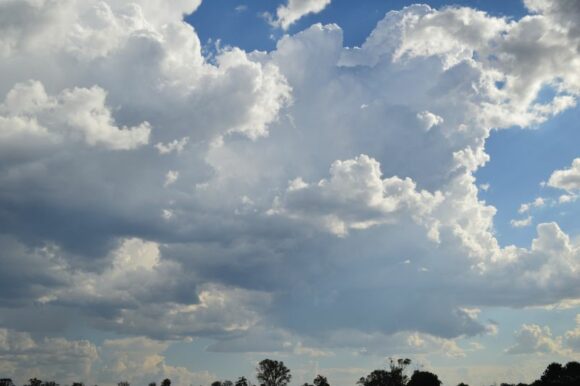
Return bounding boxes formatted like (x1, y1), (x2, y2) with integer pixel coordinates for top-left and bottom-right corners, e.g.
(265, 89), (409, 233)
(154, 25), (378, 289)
(0, 0), (579, 384)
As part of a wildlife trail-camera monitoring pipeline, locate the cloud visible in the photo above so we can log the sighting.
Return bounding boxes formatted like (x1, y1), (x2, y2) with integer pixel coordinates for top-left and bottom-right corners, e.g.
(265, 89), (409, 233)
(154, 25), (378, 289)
(518, 197), (545, 214)
(511, 216), (533, 228)
(0, 328), (98, 384)
(0, 328), (215, 386)
(417, 111), (444, 131)
(0, 80), (151, 151)
(524, 0), (580, 39)
(507, 314), (580, 356)
(548, 158), (580, 192)
(564, 314), (580, 352)
(269, 154), (443, 236)
(273, 0), (332, 30)
(506, 324), (563, 355)
(0, 0), (579, 370)
(100, 336), (215, 386)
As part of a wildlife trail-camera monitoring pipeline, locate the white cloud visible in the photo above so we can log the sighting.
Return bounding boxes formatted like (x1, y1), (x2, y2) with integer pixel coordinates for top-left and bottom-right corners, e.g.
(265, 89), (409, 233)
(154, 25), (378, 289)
(270, 154), (443, 236)
(506, 324), (563, 355)
(164, 170), (179, 187)
(564, 314), (580, 352)
(417, 110), (444, 131)
(511, 216), (533, 228)
(0, 328), (215, 386)
(0, 80), (151, 151)
(0, 328), (98, 384)
(101, 336), (215, 386)
(273, 0), (332, 30)
(155, 137), (189, 155)
(559, 193), (578, 204)
(548, 158), (580, 192)
(518, 197), (545, 214)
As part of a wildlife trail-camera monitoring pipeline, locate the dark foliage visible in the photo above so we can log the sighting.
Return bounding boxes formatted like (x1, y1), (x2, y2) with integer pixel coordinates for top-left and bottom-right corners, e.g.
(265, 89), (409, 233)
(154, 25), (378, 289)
(256, 359), (292, 386)
(235, 377), (250, 386)
(357, 358), (412, 386)
(313, 375), (330, 386)
(1, 359), (579, 386)
(407, 370), (441, 386)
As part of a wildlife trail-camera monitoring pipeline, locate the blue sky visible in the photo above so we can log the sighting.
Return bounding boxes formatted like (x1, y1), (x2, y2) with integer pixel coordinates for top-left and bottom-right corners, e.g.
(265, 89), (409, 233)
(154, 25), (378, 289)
(0, 1), (579, 386)
(187, 1), (528, 52)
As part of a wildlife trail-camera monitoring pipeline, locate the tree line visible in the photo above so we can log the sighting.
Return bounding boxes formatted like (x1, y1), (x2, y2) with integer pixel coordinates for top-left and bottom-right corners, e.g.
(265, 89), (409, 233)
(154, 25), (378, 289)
(1, 358), (579, 386)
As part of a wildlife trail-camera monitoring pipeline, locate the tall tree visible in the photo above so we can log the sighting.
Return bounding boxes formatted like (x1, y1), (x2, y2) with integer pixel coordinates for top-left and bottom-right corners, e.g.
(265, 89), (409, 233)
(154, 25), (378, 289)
(407, 371), (441, 386)
(235, 376), (250, 386)
(313, 375), (329, 386)
(161, 379), (171, 386)
(357, 358), (412, 386)
(256, 359), (292, 386)
(540, 363), (564, 385)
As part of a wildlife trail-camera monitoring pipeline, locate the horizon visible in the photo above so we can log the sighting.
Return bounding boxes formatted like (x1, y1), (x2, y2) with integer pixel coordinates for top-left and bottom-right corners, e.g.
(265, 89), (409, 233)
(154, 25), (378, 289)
(0, 0), (579, 385)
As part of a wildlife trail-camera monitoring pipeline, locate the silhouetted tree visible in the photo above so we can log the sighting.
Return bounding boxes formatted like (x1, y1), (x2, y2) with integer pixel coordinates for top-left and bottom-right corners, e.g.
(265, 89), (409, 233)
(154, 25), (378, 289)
(357, 358), (411, 386)
(357, 370), (394, 386)
(27, 379), (42, 386)
(313, 375), (329, 386)
(149, 383), (157, 386)
(256, 359), (292, 386)
(235, 377), (250, 386)
(161, 379), (171, 386)
(457, 383), (469, 386)
(407, 370), (441, 386)
(41, 382), (58, 386)
(541, 363), (564, 385)
(118, 382), (130, 386)
(0, 379), (14, 386)
(72, 383), (84, 386)
(212, 381), (234, 386)
(492, 361), (580, 386)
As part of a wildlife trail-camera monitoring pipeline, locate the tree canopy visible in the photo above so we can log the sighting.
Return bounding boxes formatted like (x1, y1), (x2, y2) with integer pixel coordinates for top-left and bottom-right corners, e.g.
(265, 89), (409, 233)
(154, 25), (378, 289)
(257, 359), (292, 386)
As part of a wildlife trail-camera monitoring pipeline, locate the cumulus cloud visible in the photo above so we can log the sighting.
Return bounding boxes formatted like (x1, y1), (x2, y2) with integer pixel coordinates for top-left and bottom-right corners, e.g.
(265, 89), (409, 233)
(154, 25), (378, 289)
(100, 336), (215, 386)
(273, 0), (332, 30)
(0, 0), (580, 376)
(270, 154), (443, 236)
(0, 328), (214, 386)
(506, 324), (563, 355)
(548, 158), (580, 192)
(507, 314), (580, 356)
(0, 328), (98, 383)
(0, 80), (151, 151)
(564, 314), (580, 352)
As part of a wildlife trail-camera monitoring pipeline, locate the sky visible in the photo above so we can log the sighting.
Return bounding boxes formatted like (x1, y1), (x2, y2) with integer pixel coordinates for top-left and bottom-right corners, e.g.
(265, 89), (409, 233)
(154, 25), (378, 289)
(0, 0), (579, 385)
